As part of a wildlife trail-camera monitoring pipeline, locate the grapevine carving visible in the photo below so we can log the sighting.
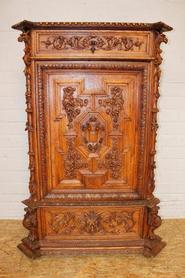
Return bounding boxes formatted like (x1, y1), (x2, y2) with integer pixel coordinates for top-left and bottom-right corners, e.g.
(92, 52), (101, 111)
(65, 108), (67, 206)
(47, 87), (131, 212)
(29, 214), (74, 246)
(99, 138), (122, 179)
(62, 86), (88, 128)
(42, 35), (143, 53)
(99, 86), (124, 129)
(64, 137), (87, 179)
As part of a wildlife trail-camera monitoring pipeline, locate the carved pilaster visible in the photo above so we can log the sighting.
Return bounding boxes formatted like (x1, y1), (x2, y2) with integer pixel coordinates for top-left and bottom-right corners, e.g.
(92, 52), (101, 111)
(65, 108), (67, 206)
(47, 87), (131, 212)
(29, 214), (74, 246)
(144, 33), (168, 256)
(17, 32), (39, 257)
(18, 31), (37, 201)
(147, 32), (168, 197)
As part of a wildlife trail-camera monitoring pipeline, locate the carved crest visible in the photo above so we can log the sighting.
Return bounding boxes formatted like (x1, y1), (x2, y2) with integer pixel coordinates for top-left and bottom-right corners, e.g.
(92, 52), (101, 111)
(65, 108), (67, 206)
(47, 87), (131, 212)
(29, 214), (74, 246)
(81, 115), (105, 153)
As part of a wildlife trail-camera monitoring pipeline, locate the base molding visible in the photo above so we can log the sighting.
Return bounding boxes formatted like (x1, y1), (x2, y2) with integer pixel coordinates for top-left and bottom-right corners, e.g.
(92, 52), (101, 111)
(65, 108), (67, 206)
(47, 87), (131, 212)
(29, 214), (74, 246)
(17, 238), (166, 258)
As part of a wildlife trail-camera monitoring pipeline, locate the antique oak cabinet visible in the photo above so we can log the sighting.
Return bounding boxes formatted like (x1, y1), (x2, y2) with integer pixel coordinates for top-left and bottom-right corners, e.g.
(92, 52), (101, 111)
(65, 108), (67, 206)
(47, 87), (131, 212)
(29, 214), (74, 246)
(12, 20), (172, 258)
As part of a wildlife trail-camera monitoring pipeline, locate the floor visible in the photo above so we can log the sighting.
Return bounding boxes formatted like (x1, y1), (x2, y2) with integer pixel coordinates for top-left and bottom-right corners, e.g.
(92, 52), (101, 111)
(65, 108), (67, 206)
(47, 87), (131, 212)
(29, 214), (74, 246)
(0, 220), (184, 278)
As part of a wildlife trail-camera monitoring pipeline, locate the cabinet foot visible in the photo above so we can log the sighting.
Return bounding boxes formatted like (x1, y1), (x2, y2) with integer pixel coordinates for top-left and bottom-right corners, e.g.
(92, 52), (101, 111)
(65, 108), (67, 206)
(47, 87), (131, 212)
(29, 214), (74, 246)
(143, 238), (166, 257)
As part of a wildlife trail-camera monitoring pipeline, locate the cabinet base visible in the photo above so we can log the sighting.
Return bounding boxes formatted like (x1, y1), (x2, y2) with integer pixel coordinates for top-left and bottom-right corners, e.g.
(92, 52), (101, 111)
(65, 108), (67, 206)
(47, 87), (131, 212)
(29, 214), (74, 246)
(17, 238), (166, 258)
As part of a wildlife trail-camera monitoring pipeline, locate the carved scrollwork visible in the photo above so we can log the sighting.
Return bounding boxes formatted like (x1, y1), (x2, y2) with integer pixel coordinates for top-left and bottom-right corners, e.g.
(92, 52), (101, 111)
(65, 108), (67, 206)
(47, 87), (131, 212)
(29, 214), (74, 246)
(99, 86), (124, 129)
(62, 86), (88, 128)
(64, 137), (87, 179)
(48, 209), (136, 235)
(99, 138), (122, 179)
(42, 35), (143, 53)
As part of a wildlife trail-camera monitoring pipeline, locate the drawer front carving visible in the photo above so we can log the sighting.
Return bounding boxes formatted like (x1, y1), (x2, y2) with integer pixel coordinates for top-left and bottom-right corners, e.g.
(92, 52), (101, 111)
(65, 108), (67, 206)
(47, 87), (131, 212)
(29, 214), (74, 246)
(33, 30), (153, 58)
(41, 206), (144, 239)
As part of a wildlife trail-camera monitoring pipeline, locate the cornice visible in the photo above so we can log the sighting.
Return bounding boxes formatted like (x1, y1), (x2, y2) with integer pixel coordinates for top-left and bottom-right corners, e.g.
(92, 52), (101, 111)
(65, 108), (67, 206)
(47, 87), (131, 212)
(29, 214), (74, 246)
(12, 20), (173, 33)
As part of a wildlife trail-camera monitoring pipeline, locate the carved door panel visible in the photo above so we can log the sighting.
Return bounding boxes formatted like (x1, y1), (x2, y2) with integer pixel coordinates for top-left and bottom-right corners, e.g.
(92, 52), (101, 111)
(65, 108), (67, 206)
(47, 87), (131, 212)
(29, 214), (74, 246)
(40, 62), (147, 198)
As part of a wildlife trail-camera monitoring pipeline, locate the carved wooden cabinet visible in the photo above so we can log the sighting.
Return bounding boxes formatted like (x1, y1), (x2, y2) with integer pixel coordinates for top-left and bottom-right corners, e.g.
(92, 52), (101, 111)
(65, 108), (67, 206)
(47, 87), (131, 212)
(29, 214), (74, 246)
(12, 20), (172, 258)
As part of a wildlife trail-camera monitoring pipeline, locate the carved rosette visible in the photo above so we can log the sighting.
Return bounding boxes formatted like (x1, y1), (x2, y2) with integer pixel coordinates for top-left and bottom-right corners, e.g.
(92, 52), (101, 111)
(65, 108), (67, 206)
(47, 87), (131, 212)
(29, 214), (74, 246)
(48, 210), (136, 235)
(42, 35), (143, 53)
(62, 86), (88, 128)
(64, 137), (87, 179)
(99, 86), (124, 129)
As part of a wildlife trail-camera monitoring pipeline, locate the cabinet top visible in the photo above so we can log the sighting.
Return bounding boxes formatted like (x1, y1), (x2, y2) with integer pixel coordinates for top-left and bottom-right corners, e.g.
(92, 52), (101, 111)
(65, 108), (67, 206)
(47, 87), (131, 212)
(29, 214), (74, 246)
(12, 20), (172, 33)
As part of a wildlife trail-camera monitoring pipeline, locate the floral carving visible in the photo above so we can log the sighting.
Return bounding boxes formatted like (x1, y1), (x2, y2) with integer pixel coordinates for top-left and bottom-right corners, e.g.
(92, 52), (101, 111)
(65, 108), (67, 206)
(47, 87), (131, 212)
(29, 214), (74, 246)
(48, 209), (136, 235)
(81, 115), (105, 153)
(64, 137), (87, 179)
(42, 35), (143, 53)
(99, 138), (122, 179)
(62, 86), (88, 128)
(99, 86), (124, 129)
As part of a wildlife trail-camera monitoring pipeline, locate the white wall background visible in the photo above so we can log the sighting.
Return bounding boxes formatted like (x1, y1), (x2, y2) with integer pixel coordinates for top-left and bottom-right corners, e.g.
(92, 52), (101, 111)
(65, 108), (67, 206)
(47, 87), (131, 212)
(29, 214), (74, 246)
(0, 0), (185, 219)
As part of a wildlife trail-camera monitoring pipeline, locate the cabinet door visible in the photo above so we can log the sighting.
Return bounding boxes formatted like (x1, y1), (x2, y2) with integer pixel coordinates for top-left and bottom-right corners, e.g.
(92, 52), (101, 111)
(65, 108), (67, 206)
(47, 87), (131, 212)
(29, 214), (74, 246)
(36, 62), (149, 200)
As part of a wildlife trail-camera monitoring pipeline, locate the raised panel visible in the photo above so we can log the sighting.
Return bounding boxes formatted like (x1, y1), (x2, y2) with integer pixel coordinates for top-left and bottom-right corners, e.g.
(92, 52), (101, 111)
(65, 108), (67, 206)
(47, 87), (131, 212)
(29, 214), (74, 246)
(36, 62), (148, 200)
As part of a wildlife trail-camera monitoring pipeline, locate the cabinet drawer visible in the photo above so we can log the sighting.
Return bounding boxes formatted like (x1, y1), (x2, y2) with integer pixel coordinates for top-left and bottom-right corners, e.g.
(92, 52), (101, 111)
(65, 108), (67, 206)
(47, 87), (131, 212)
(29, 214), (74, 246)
(32, 30), (154, 59)
(40, 205), (144, 240)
